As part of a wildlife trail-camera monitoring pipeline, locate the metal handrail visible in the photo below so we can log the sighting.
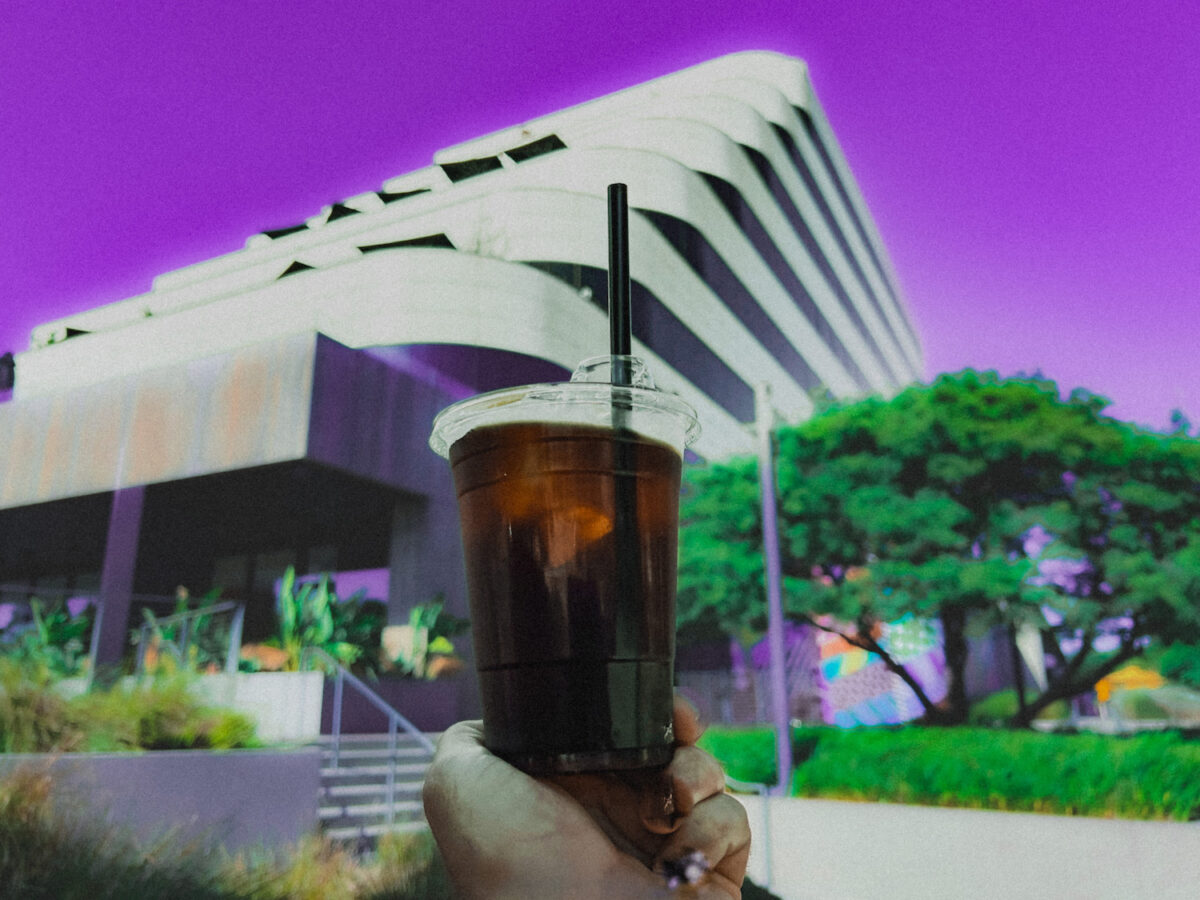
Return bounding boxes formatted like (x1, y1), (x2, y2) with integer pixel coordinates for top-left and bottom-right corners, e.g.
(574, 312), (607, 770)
(135, 601), (245, 675)
(300, 647), (436, 829)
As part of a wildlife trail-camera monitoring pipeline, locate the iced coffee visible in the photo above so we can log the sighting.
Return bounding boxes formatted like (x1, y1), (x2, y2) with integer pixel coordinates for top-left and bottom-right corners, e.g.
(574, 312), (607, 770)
(429, 356), (699, 774)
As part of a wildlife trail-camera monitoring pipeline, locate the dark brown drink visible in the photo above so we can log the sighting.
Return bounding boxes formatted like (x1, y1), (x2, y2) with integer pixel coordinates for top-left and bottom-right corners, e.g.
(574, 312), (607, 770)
(449, 420), (682, 773)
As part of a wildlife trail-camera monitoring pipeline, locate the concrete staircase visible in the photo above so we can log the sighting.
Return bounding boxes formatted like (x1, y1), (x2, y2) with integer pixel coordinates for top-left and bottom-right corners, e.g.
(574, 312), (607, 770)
(317, 732), (437, 843)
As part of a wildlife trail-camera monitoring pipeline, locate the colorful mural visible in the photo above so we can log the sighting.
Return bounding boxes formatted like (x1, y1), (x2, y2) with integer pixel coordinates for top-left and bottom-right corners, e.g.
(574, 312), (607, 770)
(815, 615), (948, 727)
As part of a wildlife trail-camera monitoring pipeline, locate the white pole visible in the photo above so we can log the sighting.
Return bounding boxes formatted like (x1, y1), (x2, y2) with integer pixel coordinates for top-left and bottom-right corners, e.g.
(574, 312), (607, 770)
(756, 383), (792, 797)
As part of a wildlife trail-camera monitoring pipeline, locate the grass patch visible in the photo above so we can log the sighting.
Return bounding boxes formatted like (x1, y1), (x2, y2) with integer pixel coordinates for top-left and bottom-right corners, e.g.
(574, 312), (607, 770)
(700, 724), (1200, 821)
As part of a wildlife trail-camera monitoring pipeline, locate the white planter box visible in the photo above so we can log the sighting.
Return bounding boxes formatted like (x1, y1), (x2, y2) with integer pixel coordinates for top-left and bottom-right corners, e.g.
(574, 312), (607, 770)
(192, 671), (325, 743)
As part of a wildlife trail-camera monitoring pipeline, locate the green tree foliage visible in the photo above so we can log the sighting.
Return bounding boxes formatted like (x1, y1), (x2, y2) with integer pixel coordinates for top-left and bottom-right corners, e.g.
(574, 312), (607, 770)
(678, 370), (1200, 726)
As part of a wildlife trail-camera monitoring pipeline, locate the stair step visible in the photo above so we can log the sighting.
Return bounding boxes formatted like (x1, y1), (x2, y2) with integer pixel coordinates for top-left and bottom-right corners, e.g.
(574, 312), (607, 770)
(323, 821), (430, 841)
(316, 731), (438, 843)
(320, 799), (425, 818)
(321, 745), (432, 761)
(321, 762), (430, 778)
(322, 782), (423, 799)
(315, 733), (439, 747)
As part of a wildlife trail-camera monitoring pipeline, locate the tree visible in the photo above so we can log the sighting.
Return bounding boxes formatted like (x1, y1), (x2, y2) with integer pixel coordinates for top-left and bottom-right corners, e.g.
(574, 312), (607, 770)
(677, 370), (1200, 726)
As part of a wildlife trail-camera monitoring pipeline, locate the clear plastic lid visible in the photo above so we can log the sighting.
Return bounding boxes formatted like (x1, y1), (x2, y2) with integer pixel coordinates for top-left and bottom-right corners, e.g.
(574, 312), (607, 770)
(428, 355), (701, 459)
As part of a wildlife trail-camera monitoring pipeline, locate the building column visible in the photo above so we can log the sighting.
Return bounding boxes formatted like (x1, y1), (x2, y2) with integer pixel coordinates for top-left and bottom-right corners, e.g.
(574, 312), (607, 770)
(388, 482), (478, 718)
(387, 489), (467, 621)
(93, 485), (146, 668)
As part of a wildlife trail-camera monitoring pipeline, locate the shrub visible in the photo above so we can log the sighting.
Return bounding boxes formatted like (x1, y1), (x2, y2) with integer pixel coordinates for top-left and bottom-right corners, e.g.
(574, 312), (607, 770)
(367, 829), (452, 899)
(967, 688), (1070, 726)
(220, 832), (451, 900)
(0, 661), (258, 753)
(701, 724), (1200, 820)
(68, 675), (259, 751)
(0, 658), (82, 752)
(695, 726), (779, 785)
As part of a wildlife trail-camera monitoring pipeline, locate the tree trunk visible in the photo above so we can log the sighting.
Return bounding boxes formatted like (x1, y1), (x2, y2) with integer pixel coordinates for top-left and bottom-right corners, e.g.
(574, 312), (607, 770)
(1008, 623), (1027, 718)
(938, 605), (970, 724)
(1010, 639), (1141, 728)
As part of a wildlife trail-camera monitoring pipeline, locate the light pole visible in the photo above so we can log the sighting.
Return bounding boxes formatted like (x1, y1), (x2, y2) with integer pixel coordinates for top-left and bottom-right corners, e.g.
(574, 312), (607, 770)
(755, 383), (792, 796)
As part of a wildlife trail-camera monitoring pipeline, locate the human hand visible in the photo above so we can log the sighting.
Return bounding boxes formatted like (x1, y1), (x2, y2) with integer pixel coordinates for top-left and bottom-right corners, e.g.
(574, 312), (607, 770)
(422, 696), (750, 899)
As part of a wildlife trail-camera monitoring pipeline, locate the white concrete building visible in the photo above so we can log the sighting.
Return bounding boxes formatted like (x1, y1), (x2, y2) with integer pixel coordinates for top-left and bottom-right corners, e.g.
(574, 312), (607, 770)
(0, 51), (921, 700)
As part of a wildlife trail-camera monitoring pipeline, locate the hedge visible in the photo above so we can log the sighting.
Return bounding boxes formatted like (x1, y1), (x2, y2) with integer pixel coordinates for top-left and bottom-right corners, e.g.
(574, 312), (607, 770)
(699, 725), (1200, 821)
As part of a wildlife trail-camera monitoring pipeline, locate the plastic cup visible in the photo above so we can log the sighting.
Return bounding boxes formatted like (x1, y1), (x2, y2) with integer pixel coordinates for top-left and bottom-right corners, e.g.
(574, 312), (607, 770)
(429, 355), (700, 774)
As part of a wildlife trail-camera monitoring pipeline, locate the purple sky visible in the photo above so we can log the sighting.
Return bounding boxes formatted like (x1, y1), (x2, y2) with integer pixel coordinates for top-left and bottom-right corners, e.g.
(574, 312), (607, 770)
(3, 1), (1197, 430)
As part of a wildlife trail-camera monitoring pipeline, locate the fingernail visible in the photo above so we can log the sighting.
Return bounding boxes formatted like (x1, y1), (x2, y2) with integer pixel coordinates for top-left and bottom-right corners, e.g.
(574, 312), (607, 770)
(640, 782), (679, 835)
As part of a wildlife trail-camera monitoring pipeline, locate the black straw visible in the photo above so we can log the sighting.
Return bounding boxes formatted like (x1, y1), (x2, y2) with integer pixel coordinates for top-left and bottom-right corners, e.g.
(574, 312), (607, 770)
(606, 183), (639, 672)
(607, 183), (632, 385)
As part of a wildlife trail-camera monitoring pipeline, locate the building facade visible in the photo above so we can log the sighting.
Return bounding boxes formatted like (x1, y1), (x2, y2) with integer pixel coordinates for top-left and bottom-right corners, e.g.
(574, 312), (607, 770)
(0, 51), (921, 710)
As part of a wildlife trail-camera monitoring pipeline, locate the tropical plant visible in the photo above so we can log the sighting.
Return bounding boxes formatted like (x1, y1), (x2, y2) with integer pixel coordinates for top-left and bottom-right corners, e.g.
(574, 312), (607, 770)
(381, 598), (469, 679)
(275, 568), (362, 671)
(329, 588), (388, 677)
(135, 588), (234, 674)
(240, 568), (386, 674)
(0, 596), (94, 678)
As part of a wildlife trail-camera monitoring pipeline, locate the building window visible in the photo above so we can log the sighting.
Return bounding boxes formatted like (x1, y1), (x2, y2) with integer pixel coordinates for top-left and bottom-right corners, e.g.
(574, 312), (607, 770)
(440, 156), (503, 182)
(377, 188), (430, 204)
(262, 224), (309, 240)
(506, 134), (566, 162)
(359, 233), (455, 252)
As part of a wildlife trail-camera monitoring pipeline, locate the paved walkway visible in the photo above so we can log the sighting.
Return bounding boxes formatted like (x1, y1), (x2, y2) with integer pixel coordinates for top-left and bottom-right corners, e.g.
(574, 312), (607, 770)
(734, 796), (1200, 900)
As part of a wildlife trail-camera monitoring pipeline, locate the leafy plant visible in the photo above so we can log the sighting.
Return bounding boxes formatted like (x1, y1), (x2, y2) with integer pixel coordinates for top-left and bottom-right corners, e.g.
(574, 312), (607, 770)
(135, 589), (233, 675)
(381, 599), (469, 679)
(0, 657), (79, 752)
(0, 596), (94, 678)
(329, 591), (388, 678)
(245, 568), (366, 673)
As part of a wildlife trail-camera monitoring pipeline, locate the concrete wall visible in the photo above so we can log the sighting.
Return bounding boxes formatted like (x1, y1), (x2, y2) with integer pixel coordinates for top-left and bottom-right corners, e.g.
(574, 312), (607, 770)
(736, 796), (1200, 900)
(0, 747), (321, 853)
